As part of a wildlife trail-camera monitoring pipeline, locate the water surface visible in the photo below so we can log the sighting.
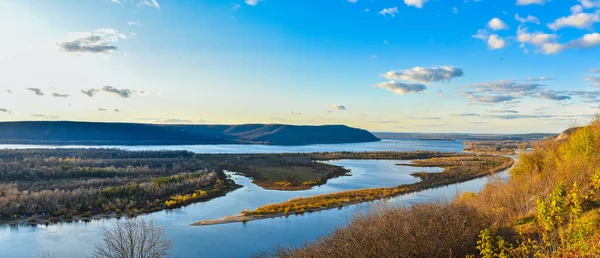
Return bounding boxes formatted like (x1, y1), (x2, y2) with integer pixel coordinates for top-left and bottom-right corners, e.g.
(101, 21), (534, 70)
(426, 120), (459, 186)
(0, 139), (502, 258)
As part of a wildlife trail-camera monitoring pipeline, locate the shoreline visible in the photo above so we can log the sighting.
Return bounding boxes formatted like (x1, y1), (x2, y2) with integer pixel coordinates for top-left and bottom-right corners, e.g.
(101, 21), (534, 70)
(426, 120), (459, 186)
(0, 183), (243, 226)
(191, 158), (514, 226)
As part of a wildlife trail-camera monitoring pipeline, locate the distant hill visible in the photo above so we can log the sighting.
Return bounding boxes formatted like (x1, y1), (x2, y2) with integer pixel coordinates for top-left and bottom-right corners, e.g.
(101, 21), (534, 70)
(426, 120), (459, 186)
(375, 132), (556, 141)
(0, 121), (380, 146)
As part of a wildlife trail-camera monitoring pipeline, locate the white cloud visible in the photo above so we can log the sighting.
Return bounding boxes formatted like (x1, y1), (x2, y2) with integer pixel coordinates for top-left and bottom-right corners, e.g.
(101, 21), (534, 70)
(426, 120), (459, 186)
(517, 27), (558, 46)
(516, 0), (547, 6)
(347, 0), (358, 3)
(57, 29), (127, 54)
(473, 30), (506, 50)
(517, 27), (562, 54)
(452, 7), (458, 14)
(404, 0), (428, 9)
(487, 34), (506, 49)
(569, 32), (600, 48)
(488, 18), (508, 30)
(383, 66), (464, 84)
(548, 12), (600, 30)
(378, 7), (399, 17)
(139, 0), (159, 8)
(572, 5), (584, 14)
(376, 81), (427, 95)
(128, 21), (138, 26)
(515, 14), (540, 24)
(245, 0), (262, 6)
(329, 104), (346, 111)
(579, 0), (600, 8)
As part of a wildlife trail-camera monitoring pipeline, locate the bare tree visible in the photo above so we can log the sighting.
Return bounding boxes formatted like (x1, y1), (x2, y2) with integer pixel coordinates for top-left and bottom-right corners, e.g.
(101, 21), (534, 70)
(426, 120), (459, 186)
(93, 218), (172, 258)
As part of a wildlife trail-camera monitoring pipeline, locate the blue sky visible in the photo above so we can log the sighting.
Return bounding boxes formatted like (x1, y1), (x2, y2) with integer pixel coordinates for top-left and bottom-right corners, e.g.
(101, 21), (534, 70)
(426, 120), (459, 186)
(1, 0), (600, 133)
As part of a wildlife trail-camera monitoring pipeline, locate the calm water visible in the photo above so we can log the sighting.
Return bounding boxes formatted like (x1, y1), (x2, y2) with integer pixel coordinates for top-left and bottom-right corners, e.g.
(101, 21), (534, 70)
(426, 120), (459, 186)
(0, 139), (464, 154)
(0, 139), (509, 258)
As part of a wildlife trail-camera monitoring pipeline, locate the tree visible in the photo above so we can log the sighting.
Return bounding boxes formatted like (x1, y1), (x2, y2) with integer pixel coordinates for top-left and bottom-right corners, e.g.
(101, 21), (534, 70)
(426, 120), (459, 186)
(93, 218), (172, 258)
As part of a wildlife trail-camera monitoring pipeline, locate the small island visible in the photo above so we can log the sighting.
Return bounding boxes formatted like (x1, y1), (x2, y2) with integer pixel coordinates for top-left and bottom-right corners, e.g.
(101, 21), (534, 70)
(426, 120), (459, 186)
(191, 154), (514, 226)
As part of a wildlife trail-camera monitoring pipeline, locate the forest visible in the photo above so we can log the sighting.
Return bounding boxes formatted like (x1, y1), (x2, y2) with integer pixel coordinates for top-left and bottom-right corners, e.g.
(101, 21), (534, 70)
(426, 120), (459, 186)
(0, 149), (236, 224)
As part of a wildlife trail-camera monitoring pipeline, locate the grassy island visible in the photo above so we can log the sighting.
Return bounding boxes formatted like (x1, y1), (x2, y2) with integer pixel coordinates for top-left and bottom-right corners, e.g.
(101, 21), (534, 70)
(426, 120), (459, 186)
(191, 154), (514, 226)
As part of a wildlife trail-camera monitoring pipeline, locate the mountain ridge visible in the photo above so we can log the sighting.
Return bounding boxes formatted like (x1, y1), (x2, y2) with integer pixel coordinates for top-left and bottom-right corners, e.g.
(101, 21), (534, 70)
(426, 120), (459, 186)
(0, 121), (380, 146)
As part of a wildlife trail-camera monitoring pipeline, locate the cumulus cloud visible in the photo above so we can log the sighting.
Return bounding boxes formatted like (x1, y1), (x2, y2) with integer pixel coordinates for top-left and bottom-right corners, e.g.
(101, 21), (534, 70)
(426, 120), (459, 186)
(102, 86), (132, 98)
(52, 93), (70, 98)
(57, 29), (127, 54)
(378, 7), (399, 17)
(81, 88), (99, 97)
(245, 0), (262, 6)
(517, 27), (559, 54)
(548, 12), (600, 30)
(288, 111), (302, 115)
(114, 109), (120, 112)
(488, 18), (508, 30)
(404, 0), (427, 8)
(383, 66), (464, 84)
(375, 81), (427, 95)
(329, 104), (346, 111)
(98, 108), (107, 111)
(0, 108), (12, 114)
(26, 88), (44, 96)
(516, 27), (599, 54)
(487, 34), (506, 49)
(568, 32), (600, 48)
(128, 21), (138, 26)
(516, 0), (547, 5)
(515, 14), (540, 24)
(473, 30), (507, 50)
(579, 0), (600, 8)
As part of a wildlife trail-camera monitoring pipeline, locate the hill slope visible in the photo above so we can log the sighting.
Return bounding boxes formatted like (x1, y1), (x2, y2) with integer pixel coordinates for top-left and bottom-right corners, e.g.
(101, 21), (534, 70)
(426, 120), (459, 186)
(0, 121), (380, 145)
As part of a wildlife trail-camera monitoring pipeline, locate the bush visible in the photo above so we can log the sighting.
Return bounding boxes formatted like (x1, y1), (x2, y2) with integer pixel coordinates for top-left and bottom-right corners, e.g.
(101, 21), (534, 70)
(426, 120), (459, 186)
(263, 202), (495, 258)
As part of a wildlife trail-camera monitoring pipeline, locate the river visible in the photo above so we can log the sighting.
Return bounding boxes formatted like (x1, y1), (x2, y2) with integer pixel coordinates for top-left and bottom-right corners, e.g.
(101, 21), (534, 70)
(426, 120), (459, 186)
(0, 139), (511, 257)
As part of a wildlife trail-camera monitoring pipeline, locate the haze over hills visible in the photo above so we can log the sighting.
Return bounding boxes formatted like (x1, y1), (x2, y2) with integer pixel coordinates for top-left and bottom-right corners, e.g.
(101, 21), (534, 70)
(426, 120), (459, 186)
(0, 121), (380, 146)
(374, 132), (557, 141)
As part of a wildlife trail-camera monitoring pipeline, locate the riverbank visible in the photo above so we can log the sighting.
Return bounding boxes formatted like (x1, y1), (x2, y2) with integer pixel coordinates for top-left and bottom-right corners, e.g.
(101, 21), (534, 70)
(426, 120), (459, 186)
(192, 155), (514, 226)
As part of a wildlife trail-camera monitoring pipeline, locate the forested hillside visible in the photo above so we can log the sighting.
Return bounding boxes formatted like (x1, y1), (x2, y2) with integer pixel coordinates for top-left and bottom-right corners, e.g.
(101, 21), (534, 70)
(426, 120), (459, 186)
(0, 121), (379, 145)
(267, 119), (600, 257)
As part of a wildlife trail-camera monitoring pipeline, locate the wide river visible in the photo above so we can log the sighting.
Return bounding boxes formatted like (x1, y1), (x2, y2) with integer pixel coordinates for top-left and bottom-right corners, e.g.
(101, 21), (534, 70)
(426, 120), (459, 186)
(0, 139), (511, 257)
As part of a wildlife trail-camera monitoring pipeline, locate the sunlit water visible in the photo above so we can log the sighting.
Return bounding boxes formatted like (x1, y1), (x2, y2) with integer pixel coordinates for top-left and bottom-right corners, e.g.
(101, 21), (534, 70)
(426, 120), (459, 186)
(0, 139), (513, 258)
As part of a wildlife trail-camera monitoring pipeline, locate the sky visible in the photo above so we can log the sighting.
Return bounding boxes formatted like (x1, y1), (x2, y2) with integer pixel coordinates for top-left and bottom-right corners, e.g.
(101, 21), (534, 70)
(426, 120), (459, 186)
(1, 0), (600, 133)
